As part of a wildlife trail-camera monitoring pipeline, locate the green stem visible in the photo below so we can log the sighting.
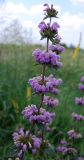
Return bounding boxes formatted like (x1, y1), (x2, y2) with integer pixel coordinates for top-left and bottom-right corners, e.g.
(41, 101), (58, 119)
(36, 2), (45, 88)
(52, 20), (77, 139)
(39, 37), (49, 109)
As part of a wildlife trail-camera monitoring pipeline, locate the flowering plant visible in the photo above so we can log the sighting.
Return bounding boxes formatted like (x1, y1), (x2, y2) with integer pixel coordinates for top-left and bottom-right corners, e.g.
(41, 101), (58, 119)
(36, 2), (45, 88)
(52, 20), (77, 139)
(12, 3), (66, 160)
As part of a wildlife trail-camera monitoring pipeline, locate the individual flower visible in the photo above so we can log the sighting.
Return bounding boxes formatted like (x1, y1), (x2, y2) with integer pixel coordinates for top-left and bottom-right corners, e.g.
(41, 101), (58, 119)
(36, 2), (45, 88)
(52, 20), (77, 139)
(13, 128), (28, 146)
(67, 129), (82, 139)
(49, 44), (65, 54)
(38, 21), (49, 33)
(13, 128), (28, 159)
(29, 74), (62, 94)
(75, 97), (84, 106)
(33, 49), (62, 68)
(22, 105), (55, 125)
(32, 138), (50, 155)
(38, 21), (47, 32)
(79, 84), (84, 91)
(43, 3), (49, 11)
(32, 136), (42, 149)
(51, 22), (60, 32)
(43, 95), (59, 107)
(72, 112), (84, 121)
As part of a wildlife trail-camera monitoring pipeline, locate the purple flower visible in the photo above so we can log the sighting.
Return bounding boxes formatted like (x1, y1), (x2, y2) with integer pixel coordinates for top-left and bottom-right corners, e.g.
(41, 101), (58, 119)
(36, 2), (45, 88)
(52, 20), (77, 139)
(67, 129), (82, 139)
(38, 21), (60, 38)
(38, 22), (51, 33)
(43, 3), (49, 11)
(49, 44), (65, 54)
(63, 147), (77, 155)
(43, 3), (58, 19)
(60, 140), (67, 145)
(33, 49), (62, 68)
(56, 146), (77, 155)
(29, 75), (62, 94)
(79, 84), (84, 91)
(56, 61), (63, 68)
(38, 21), (47, 32)
(32, 149), (37, 155)
(51, 87), (60, 94)
(56, 146), (67, 154)
(72, 112), (84, 121)
(44, 3), (49, 7)
(32, 136), (42, 149)
(22, 105), (55, 125)
(13, 128), (26, 145)
(23, 144), (27, 151)
(18, 149), (23, 159)
(13, 128), (28, 159)
(51, 22), (60, 32)
(75, 97), (84, 106)
(43, 95), (59, 107)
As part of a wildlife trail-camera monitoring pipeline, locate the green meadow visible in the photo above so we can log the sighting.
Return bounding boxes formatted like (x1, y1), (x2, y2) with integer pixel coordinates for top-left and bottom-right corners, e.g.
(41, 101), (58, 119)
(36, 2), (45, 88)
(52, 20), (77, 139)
(0, 44), (84, 159)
